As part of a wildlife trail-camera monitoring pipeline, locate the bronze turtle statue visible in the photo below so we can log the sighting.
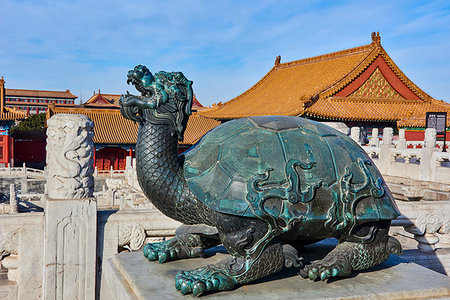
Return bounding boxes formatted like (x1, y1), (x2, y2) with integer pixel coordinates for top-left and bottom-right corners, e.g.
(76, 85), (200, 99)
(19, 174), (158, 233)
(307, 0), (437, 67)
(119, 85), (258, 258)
(119, 65), (402, 297)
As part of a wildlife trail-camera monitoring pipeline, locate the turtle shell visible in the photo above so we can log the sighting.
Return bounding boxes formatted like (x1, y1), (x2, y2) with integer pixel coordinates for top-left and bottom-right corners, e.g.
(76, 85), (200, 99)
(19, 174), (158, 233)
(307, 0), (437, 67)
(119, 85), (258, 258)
(183, 116), (399, 231)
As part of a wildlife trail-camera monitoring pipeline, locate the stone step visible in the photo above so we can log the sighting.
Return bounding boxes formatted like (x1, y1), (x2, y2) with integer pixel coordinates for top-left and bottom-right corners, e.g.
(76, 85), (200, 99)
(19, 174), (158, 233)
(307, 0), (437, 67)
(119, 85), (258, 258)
(102, 246), (450, 299)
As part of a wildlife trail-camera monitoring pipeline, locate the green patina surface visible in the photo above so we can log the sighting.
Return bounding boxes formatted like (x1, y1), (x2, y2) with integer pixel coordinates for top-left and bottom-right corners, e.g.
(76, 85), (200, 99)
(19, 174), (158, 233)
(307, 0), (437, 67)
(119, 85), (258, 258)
(184, 116), (399, 236)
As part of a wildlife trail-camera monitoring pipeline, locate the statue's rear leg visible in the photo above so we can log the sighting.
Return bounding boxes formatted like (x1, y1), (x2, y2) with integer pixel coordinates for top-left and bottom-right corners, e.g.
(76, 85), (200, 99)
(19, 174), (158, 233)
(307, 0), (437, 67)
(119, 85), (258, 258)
(300, 221), (402, 281)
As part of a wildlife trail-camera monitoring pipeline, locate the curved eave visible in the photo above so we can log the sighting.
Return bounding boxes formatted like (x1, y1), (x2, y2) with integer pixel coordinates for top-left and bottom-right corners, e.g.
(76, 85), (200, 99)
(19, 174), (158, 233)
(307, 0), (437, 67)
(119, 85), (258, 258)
(304, 111), (398, 123)
(0, 107), (28, 121)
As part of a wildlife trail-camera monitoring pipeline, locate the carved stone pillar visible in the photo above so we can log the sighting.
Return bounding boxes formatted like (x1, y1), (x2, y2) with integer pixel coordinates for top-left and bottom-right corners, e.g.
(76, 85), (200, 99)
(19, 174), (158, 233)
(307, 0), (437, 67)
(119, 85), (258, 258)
(43, 114), (97, 300)
(350, 127), (360, 144)
(378, 127), (394, 174)
(404, 211), (449, 253)
(369, 128), (380, 147)
(424, 128), (437, 148)
(398, 128), (406, 149)
(382, 127), (393, 146)
(420, 128), (437, 180)
(9, 184), (17, 214)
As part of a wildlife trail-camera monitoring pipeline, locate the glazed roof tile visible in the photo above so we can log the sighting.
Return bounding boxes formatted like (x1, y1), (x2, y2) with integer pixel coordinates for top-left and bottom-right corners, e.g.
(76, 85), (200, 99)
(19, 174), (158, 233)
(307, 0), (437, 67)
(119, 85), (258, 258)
(84, 92), (205, 110)
(305, 97), (450, 126)
(0, 107), (28, 121)
(199, 33), (443, 124)
(49, 107), (220, 145)
(6, 88), (77, 99)
(199, 44), (374, 119)
(397, 100), (450, 128)
(84, 93), (121, 107)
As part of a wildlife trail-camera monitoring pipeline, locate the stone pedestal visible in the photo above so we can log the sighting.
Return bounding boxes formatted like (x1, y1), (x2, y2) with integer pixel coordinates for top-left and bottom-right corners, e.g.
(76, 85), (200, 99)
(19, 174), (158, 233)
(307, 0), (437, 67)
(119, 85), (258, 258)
(43, 113), (97, 299)
(103, 245), (450, 299)
(0, 280), (16, 300)
(43, 196), (97, 300)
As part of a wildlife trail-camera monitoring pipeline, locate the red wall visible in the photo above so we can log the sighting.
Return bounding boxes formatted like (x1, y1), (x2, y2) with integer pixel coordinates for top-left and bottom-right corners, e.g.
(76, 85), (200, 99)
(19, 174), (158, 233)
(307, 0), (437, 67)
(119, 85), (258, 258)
(0, 135), (13, 165)
(405, 130), (450, 141)
(14, 137), (46, 167)
(95, 147), (131, 170)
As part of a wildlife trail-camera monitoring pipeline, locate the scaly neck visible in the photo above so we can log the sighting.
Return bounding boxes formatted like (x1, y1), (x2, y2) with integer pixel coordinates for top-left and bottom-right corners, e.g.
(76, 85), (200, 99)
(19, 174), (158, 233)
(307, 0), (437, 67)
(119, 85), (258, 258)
(135, 121), (210, 224)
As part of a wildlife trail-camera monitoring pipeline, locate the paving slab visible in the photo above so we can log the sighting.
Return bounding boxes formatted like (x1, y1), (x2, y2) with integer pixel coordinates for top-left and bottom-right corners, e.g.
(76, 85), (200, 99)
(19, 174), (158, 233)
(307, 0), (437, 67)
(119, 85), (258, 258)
(103, 242), (450, 300)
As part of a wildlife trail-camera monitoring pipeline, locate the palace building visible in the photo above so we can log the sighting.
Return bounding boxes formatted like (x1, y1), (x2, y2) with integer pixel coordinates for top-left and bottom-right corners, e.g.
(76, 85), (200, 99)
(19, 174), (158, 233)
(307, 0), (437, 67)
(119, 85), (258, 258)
(199, 32), (450, 141)
(0, 77), (28, 166)
(1, 82), (77, 115)
(47, 92), (218, 171)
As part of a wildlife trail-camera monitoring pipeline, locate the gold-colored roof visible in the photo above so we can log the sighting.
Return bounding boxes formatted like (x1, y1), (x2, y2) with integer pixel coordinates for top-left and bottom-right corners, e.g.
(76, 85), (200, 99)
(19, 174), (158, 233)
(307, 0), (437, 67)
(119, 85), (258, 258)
(200, 44), (374, 119)
(305, 97), (450, 126)
(84, 93), (121, 108)
(6, 88), (77, 99)
(199, 33), (442, 126)
(48, 106), (220, 145)
(397, 100), (450, 128)
(0, 107), (28, 121)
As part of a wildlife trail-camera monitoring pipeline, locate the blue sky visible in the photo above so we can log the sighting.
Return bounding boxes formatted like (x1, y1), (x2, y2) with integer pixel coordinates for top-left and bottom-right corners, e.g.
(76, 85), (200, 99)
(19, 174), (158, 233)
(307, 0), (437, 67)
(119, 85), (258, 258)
(1, 0), (449, 106)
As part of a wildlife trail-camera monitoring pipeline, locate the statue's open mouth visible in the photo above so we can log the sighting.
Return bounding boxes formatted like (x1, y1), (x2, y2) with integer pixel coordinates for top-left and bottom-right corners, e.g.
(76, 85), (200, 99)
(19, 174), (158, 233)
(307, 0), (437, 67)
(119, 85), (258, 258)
(119, 65), (193, 139)
(127, 74), (147, 96)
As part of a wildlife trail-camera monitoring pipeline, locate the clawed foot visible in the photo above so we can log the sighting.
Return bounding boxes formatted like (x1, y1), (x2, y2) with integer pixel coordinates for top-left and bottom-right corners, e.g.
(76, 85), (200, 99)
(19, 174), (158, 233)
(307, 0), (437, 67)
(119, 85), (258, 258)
(175, 266), (236, 297)
(299, 258), (351, 281)
(143, 236), (204, 263)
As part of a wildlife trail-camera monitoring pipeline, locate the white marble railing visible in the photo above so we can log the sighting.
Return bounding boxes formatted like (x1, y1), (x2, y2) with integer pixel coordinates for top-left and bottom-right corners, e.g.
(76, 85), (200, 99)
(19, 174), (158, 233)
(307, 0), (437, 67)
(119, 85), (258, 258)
(0, 164), (45, 179)
(356, 127), (449, 184)
(1, 118), (449, 299)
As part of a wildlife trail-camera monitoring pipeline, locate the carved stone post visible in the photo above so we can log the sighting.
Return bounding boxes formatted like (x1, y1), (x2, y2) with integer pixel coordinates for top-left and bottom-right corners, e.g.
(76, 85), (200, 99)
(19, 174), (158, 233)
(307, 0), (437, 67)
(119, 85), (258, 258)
(424, 128), (437, 149)
(420, 128), (436, 181)
(350, 127), (360, 144)
(369, 128), (379, 147)
(43, 114), (97, 300)
(398, 128), (406, 149)
(9, 184), (17, 214)
(378, 127), (393, 174)
(382, 127), (393, 146)
(404, 211), (449, 253)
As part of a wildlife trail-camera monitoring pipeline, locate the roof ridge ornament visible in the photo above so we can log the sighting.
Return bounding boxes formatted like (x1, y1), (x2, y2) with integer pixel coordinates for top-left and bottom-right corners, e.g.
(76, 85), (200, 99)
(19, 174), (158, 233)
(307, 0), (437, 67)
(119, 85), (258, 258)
(275, 55), (281, 66)
(371, 32), (381, 44)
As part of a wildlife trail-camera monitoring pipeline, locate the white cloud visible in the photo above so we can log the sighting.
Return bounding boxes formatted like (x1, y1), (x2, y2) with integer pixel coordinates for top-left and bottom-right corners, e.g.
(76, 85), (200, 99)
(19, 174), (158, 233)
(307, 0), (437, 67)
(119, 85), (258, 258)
(0, 0), (449, 105)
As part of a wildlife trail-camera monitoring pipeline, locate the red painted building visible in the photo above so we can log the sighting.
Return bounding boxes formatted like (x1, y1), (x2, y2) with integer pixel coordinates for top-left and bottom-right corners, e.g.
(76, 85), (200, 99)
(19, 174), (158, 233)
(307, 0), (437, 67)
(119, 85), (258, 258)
(200, 32), (450, 143)
(48, 92), (219, 170)
(0, 77), (28, 166)
(3, 86), (77, 115)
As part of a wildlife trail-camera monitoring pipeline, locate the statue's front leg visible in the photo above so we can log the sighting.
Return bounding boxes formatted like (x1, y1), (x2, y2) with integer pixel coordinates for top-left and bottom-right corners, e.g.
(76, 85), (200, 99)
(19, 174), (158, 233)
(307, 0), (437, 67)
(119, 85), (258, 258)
(144, 234), (219, 263)
(174, 215), (286, 296)
(175, 242), (285, 296)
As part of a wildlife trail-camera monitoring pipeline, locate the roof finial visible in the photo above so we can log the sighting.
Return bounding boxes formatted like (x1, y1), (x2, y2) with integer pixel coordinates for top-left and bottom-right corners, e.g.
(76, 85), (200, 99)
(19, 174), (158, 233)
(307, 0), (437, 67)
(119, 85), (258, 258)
(371, 32), (381, 44)
(275, 55), (281, 66)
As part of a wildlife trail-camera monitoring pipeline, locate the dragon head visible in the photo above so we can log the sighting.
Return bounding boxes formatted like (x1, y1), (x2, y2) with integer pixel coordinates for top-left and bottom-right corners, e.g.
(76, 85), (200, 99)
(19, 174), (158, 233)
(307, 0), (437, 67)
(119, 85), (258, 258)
(119, 65), (193, 140)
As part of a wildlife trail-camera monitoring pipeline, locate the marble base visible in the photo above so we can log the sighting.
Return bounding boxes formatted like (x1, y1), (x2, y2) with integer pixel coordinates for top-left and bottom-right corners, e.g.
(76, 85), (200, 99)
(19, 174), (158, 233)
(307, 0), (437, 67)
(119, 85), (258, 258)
(103, 243), (450, 299)
(0, 280), (16, 300)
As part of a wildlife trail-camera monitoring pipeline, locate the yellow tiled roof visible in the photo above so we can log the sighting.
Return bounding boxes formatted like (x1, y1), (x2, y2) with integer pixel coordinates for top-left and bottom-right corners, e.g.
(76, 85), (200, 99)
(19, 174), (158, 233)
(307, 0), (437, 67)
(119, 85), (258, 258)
(397, 99), (450, 128)
(84, 93), (205, 111)
(305, 97), (450, 126)
(0, 107), (28, 121)
(6, 88), (77, 99)
(183, 113), (221, 144)
(199, 44), (374, 119)
(49, 106), (220, 145)
(199, 33), (440, 123)
(84, 93), (121, 108)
